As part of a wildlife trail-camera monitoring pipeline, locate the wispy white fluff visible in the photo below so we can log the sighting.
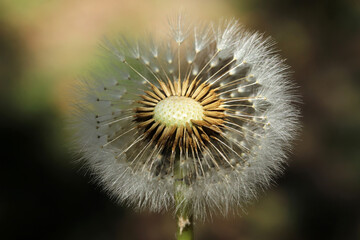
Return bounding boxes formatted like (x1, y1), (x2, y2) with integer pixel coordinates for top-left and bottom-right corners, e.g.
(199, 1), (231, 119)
(194, 24), (212, 53)
(215, 19), (241, 55)
(169, 14), (190, 44)
(70, 18), (300, 220)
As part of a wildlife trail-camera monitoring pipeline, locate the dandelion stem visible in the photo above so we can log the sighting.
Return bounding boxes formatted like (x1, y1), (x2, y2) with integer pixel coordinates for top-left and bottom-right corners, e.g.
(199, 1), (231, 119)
(175, 158), (194, 240)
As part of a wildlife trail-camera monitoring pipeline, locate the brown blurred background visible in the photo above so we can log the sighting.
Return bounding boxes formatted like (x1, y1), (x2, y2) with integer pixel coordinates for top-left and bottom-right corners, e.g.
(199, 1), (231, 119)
(1, 0), (359, 239)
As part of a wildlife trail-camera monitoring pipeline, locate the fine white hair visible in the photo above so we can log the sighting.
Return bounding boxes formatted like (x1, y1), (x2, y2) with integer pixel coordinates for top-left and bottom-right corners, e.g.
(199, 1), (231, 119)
(70, 18), (300, 220)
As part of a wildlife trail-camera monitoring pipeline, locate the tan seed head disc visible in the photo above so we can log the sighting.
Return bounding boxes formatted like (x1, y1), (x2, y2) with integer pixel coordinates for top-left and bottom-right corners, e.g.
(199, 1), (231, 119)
(134, 78), (226, 152)
(153, 96), (204, 127)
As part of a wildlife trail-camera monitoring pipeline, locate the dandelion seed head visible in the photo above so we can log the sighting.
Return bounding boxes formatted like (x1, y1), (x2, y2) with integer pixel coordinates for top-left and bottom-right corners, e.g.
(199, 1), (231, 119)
(153, 96), (203, 127)
(71, 17), (300, 220)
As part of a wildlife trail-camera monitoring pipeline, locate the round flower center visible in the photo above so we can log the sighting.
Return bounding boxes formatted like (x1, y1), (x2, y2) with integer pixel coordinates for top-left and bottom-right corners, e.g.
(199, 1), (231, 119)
(153, 96), (203, 127)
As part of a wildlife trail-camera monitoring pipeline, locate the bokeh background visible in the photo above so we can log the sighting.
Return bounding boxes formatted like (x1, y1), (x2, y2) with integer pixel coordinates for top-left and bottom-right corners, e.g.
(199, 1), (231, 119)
(1, 0), (360, 239)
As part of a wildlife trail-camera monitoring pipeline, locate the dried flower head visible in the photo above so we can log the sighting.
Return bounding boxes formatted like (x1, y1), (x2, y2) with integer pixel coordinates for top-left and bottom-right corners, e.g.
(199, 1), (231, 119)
(72, 17), (299, 219)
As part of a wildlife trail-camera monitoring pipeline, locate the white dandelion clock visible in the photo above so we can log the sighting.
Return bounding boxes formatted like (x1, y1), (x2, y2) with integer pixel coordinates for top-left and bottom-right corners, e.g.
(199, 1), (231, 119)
(71, 17), (300, 238)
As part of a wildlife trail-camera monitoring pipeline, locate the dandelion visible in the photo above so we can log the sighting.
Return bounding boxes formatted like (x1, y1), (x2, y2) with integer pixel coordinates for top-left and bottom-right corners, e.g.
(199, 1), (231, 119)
(71, 17), (299, 239)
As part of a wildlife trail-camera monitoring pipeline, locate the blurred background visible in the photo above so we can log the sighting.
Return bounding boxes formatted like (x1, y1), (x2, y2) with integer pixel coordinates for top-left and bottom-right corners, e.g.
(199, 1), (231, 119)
(1, 0), (359, 239)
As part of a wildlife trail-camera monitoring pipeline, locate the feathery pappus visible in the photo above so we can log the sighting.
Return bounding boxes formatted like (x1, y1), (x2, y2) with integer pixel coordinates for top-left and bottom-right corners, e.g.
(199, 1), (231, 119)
(71, 16), (300, 220)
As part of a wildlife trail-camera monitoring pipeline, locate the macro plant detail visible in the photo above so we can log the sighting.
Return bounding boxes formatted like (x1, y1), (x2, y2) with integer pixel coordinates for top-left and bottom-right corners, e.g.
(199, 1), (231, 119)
(72, 16), (299, 239)
(134, 74), (227, 174)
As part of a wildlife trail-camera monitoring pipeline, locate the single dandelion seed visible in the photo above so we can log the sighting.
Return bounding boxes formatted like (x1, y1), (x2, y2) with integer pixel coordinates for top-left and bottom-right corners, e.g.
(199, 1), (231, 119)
(71, 17), (300, 240)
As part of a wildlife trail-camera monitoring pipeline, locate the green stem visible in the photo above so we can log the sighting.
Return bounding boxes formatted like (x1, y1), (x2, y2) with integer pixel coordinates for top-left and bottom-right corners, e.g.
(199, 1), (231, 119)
(174, 158), (194, 240)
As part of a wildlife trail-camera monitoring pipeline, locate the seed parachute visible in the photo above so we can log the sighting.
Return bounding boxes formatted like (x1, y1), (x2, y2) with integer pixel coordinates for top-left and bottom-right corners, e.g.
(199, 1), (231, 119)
(71, 17), (300, 220)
